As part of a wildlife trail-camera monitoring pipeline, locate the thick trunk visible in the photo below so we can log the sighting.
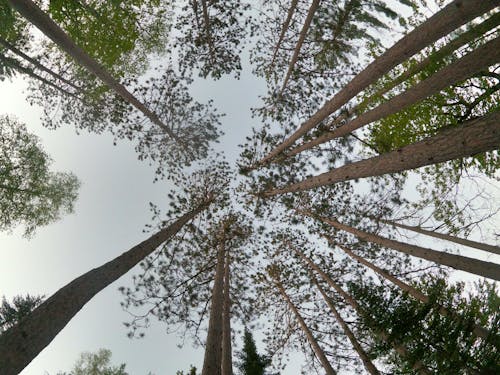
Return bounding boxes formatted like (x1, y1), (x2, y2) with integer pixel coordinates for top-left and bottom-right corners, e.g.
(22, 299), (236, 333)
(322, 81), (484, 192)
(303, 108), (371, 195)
(7, 0), (182, 145)
(201, 226), (227, 375)
(261, 110), (500, 196)
(287, 36), (500, 156)
(254, 0), (497, 167)
(334, 241), (490, 340)
(270, 0), (299, 69)
(275, 280), (336, 375)
(280, 0), (320, 92)
(311, 275), (380, 375)
(298, 210), (500, 281)
(378, 218), (500, 256)
(0, 202), (211, 375)
(221, 250), (232, 375)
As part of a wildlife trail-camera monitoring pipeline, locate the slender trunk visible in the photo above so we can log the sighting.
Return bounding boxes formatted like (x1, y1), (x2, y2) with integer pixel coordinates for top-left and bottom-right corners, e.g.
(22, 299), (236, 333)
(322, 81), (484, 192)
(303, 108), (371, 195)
(333, 241), (490, 339)
(377, 218), (500, 256)
(200, 0), (216, 64)
(311, 274), (380, 375)
(270, 0), (299, 70)
(292, 246), (431, 374)
(221, 250), (232, 375)
(0, 35), (82, 91)
(261, 110), (500, 196)
(274, 279), (337, 375)
(0, 201), (212, 375)
(7, 0), (183, 145)
(287, 36), (500, 157)
(253, 0), (497, 168)
(280, 0), (320, 93)
(201, 225), (227, 375)
(298, 209), (500, 281)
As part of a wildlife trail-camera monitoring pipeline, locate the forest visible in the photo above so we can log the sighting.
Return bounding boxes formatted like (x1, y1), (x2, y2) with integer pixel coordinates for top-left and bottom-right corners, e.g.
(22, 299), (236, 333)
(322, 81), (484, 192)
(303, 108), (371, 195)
(0, 0), (499, 374)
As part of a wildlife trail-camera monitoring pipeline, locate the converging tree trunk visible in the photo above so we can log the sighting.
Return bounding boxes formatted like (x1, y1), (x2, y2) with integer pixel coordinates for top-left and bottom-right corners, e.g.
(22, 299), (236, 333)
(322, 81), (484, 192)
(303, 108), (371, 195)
(253, 0), (497, 168)
(261, 110), (500, 196)
(221, 250), (233, 375)
(0, 201), (212, 375)
(270, 0), (299, 69)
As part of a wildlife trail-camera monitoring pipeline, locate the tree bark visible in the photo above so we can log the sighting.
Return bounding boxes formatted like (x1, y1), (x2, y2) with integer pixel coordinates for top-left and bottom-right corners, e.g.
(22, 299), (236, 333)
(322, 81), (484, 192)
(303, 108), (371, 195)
(253, 0), (498, 168)
(221, 250), (233, 375)
(274, 279), (337, 375)
(270, 0), (299, 70)
(280, 0), (320, 93)
(7, 0), (183, 145)
(333, 241), (490, 340)
(310, 274), (381, 375)
(287, 35), (500, 157)
(377, 218), (500, 256)
(200, 0), (216, 64)
(261, 110), (500, 196)
(298, 209), (500, 281)
(0, 201), (212, 375)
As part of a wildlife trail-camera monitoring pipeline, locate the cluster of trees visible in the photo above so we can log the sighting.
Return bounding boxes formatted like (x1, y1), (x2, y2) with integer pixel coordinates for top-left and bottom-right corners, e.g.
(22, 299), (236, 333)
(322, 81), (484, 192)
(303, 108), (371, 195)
(0, 0), (499, 374)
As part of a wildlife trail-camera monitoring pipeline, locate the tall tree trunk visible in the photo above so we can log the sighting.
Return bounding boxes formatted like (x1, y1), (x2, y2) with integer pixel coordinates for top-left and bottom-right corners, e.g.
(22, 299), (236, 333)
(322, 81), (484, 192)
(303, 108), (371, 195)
(200, 0), (216, 64)
(7, 0), (183, 145)
(0, 201), (212, 375)
(270, 0), (299, 70)
(221, 250), (233, 375)
(286, 36), (500, 157)
(201, 224), (227, 375)
(297, 209), (500, 281)
(280, 0), (320, 93)
(310, 273), (381, 375)
(261, 110), (500, 196)
(253, 0), (497, 168)
(376, 218), (500, 256)
(274, 279), (337, 375)
(333, 241), (490, 340)
(292, 246), (431, 374)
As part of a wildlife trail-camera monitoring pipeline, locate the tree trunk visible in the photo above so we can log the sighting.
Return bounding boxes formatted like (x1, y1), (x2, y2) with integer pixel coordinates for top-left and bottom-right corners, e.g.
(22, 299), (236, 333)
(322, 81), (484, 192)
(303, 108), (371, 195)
(7, 0), (183, 145)
(377, 218), (500, 256)
(274, 279), (337, 375)
(333, 241), (490, 340)
(0, 201), (212, 375)
(200, 0), (216, 64)
(270, 0), (299, 70)
(221, 250), (233, 375)
(253, 0), (497, 168)
(280, 0), (320, 93)
(310, 274), (381, 375)
(261, 110), (500, 196)
(287, 35), (500, 157)
(298, 210), (500, 281)
(201, 225), (227, 375)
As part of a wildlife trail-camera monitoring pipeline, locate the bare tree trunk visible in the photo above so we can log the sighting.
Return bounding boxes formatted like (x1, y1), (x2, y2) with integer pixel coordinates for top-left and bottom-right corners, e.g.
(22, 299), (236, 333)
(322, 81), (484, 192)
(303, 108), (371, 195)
(252, 0), (497, 168)
(0, 201), (212, 375)
(333, 241), (490, 340)
(261, 110), (500, 196)
(377, 218), (500, 256)
(286, 36), (500, 157)
(297, 210), (500, 281)
(200, 0), (216, 64)
(310, 274), (380, 375)
(202, 225), (227, 375)
(274, 279), (337, 375)
(221, 250), (233, 375)
(270, 0), (299, 70)
(7, 0), (183, 145)
(280, 0), (320, 93)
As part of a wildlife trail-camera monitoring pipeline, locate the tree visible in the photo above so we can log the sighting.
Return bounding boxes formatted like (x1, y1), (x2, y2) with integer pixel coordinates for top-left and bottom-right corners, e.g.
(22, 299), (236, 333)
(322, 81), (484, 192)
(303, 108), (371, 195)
(0, 115), (80, 237)
(236, 328), (271, 375)
(0, 294), (43, 334)
(59, 348), (128, 375)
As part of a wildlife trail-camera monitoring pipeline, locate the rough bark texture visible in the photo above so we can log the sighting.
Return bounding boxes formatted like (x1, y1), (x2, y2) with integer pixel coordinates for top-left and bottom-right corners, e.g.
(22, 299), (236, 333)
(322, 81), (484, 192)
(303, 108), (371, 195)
(275, 279), (337, 375)
(288, 36), (500, 156)
(201, 226), (227, 375)
(8, 0), (182, 144)
(0, 202), (211, 375)
(255, 0), (497, 167)
(221, 250), (233, 375)
(270, 0), (299, 69)
(379, 218), (500, 256)
(262, 110), (500, 196)
(311, 275), (381, 375)
(300, 210), (500, 281)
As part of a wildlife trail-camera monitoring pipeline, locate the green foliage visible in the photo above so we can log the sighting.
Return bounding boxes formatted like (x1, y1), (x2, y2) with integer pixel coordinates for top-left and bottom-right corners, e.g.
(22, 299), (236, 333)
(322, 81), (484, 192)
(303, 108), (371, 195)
(58, 348), (128, 375)
(0, 294), (44, 334)
(0, 115), (80, 237)
(176, 365), (197, 375)
(236, 328), (271, 375)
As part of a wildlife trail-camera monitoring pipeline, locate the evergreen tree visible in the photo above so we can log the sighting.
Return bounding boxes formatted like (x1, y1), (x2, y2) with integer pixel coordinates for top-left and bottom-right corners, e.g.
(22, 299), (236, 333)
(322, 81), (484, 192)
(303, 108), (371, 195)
(236, 328), (270, 375)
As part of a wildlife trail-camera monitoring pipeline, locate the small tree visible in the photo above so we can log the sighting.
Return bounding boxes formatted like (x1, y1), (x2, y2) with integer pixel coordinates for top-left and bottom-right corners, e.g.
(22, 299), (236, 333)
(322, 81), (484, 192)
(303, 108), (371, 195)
(236, 328), (270, 375)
